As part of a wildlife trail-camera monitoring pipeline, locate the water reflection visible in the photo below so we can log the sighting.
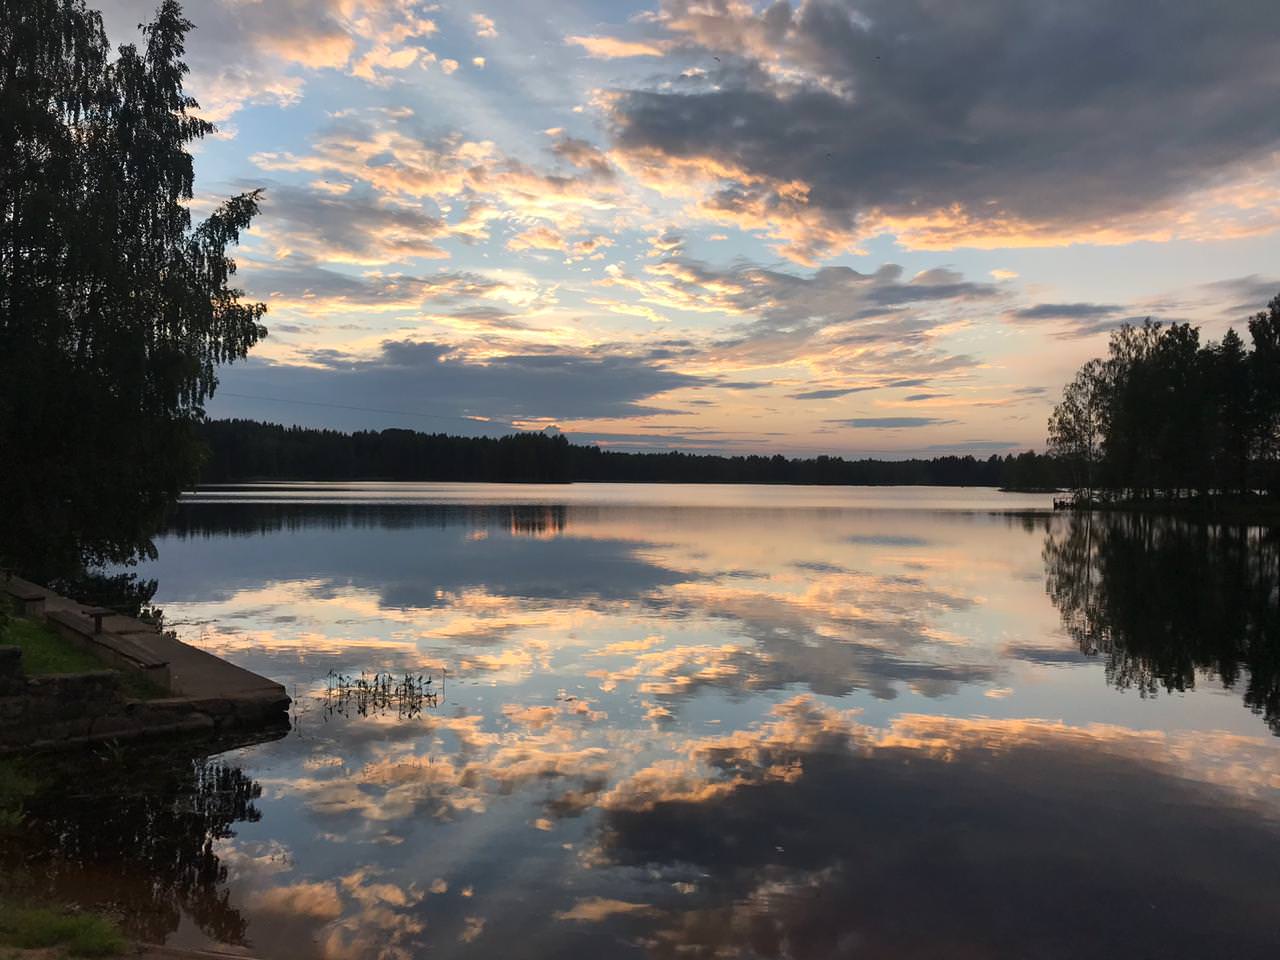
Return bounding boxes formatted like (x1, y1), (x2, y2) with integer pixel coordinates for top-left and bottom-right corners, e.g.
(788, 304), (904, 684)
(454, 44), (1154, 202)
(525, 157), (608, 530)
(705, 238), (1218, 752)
(16, 487), (1280, 957)
(1045, 513), (1280, 733)
(154, 499), (1029, 706)
(166, 503), (568, 539)
(156, 503), (685, 607)
(590, 699), (1280, 959)
(1, 731), (282, 945)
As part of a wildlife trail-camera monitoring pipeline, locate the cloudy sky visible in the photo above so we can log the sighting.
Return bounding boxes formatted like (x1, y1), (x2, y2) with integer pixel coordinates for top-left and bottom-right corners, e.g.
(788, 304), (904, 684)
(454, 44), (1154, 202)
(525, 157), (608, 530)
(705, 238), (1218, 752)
(103, 0), (1280, 456)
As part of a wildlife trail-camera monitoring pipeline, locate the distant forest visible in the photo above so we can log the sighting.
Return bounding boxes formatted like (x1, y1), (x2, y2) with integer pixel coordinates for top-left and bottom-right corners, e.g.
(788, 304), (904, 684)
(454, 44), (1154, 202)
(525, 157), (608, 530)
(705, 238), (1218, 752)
(195, 419), (1066, 488)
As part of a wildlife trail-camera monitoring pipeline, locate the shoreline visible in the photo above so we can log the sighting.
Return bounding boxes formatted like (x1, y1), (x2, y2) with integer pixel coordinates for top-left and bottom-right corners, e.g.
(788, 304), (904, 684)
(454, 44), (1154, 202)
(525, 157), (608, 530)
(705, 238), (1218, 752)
(1, 574), (289, 753)
(1055, 497), (1280, 525)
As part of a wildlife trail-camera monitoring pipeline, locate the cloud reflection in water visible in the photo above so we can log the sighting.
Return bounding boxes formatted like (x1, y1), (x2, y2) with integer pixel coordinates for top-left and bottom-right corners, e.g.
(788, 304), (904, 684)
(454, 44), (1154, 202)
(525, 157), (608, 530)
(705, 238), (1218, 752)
(67, 490), (1279, 957)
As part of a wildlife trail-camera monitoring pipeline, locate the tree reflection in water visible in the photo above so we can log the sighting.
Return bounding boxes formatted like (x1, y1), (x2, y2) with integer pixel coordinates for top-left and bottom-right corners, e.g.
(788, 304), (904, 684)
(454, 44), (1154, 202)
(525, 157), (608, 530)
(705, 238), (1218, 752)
(1044, 512), (1280, 731)
(1, 731), (281, 945)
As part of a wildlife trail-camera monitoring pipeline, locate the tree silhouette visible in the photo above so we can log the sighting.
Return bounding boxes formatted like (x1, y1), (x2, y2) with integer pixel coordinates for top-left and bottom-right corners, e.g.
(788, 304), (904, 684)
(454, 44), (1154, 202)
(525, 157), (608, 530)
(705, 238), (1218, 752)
(1, 739), (276, 944)
(1207, 328), (1253, 496)
(1248, 294), (1280, 494)
(1044, 512), (1280, 732)
(1048, 358), (1108, 497)
(1049, 292), (1280, 504)
(0, 0), (266, 577)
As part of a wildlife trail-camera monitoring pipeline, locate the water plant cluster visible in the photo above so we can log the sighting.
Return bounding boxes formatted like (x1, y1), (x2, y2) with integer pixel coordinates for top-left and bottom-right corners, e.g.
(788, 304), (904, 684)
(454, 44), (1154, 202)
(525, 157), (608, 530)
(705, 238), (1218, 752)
(320, 670), (441, 720)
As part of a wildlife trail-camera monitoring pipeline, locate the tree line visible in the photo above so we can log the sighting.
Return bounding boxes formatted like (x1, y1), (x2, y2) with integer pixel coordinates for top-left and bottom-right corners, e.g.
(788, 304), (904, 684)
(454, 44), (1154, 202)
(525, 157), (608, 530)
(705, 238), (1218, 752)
(1049, 293), (1280, 501)
(195, 418), (1067, 488)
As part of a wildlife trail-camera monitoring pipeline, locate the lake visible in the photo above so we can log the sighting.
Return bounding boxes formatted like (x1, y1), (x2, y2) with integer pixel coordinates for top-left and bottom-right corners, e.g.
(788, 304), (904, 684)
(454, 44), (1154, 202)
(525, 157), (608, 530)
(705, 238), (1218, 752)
(7, 483), (1280, 958)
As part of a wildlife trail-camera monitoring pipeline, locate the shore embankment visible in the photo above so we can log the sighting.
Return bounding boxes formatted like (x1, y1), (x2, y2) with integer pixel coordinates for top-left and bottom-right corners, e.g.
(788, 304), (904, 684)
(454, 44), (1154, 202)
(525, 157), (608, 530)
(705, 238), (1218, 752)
(1, 573), (288, 752)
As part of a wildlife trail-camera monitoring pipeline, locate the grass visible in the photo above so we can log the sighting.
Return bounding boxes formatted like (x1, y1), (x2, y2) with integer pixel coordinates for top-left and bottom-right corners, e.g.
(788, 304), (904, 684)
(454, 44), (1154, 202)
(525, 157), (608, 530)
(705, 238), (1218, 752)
(0, 617), (104, 676)
(0, 615), (163, 699)
(0, 902), (127, 957)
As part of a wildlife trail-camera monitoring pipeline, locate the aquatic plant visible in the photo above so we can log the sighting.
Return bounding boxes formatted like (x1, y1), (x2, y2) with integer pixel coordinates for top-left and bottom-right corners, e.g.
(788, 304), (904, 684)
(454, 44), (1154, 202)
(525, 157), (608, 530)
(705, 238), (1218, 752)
(321, 669), (442, 720)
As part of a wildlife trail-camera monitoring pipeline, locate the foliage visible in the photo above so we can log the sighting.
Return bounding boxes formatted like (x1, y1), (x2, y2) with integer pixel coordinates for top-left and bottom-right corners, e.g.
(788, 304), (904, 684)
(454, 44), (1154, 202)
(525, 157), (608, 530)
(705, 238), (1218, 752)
(46, 571), (162, 625)
(0, 901), (127, 956)
(1048, 359), (1107, 496)
(1048, 293), (1280, 500)
(0, 0), (266, 579)
(195, 418), (1071, 487)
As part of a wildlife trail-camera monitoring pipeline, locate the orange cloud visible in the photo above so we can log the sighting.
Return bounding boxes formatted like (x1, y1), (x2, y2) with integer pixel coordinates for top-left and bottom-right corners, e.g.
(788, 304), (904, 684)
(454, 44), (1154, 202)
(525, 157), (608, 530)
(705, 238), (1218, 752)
(567, 35), (668, 58)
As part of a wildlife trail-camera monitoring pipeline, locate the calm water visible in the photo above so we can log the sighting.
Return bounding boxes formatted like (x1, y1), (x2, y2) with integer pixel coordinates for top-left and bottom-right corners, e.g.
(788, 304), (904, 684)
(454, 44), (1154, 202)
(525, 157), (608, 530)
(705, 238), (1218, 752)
(8, 483), (1280, 958)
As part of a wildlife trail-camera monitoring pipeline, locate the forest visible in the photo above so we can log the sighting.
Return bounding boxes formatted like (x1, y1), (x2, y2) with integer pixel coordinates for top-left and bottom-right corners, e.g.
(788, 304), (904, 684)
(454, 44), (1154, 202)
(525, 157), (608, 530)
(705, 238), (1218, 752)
(195, 418), (1066, 489)
(1049, 293), (1280, 501)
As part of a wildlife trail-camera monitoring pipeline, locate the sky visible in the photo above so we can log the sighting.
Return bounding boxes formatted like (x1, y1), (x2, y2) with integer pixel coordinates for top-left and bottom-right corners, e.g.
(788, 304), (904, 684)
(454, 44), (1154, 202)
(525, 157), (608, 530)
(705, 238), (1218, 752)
(100, 0), (1280, 457)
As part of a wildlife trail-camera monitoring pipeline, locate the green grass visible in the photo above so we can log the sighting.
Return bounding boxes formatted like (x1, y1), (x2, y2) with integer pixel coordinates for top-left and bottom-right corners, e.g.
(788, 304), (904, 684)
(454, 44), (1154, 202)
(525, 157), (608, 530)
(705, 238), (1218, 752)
(0, 902), (127, 957)
(0, 616), (162, 699)
(0, 617), (105, 676)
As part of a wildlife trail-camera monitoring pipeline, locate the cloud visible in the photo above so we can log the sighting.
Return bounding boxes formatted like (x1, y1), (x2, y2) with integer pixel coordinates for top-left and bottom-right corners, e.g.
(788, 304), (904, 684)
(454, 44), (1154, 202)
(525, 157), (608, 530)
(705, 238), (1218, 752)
(593, 698), (1280, 957)
(1052, 318), (1150, 341)
(507, 226), (567, 252)
(471, 14), (498, 39)
(567, 35), (668, 59)
(1009, 303), (1123, 321)
(599, 0), (1280, 260)
(1004, 301), (1154, 339)
(555, 898), (655, 923)
(1202, 275), (1280, 316)
(241, 255), (509, 311)
(258, 881), (344, 920)
(551, 137), (617, 181)
(598, 257), (994, 379)
(210, 339), (708, 427)
(351, 43), (424, 85)
(251, 112), (624, 237)
(789, 377), (939, 400)
(248, 181), (449, 263)
(102, 0), (440, 125)
(789, 386), (879, 400)
(826, 417), (954, 429)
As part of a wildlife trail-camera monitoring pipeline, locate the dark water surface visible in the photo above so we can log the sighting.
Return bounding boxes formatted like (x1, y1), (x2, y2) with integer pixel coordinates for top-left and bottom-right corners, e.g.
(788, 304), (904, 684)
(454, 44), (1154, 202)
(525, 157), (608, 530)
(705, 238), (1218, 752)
(8, 483), (1280, 958)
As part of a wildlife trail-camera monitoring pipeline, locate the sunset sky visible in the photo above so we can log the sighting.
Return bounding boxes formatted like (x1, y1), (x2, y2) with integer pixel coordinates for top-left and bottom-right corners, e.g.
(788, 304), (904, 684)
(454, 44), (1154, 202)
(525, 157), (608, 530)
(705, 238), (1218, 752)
(102, 0), (1280, 456)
